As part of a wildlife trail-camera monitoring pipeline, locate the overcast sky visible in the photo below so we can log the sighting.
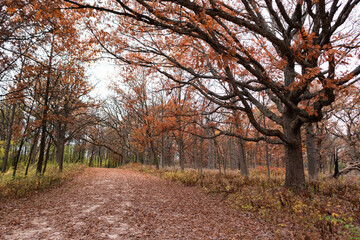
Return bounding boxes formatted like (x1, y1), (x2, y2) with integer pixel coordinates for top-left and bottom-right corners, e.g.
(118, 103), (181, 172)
(86, 60), (119, 99)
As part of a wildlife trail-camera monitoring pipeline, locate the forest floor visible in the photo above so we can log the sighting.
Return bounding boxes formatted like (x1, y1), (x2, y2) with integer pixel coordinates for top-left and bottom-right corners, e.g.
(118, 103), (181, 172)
(0, 168), (279, 240)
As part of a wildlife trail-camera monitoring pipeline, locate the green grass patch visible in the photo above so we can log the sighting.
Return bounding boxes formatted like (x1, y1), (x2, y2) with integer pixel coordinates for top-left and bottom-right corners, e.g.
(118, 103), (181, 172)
(0, 162), (85, 199)
(125, 163), (360, 239)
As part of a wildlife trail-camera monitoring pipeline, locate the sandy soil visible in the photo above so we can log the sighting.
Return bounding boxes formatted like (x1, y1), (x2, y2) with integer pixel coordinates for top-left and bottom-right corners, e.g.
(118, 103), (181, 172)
(0, 168), (276, 239)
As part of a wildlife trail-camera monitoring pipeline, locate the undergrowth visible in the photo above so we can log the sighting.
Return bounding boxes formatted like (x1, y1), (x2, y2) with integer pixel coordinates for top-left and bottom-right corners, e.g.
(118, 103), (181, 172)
(125, 163), (360, 240)
(0, 163), (85, 199)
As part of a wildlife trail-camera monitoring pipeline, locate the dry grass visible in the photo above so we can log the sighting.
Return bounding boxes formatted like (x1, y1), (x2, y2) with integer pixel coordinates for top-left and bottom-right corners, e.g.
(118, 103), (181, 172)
(125, 163), (360, 240)
(0, 163), (85, 199)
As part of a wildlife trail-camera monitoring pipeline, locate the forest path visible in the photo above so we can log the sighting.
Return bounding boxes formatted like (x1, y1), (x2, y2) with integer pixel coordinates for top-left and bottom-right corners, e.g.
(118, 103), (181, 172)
(0, 168), (276, 239)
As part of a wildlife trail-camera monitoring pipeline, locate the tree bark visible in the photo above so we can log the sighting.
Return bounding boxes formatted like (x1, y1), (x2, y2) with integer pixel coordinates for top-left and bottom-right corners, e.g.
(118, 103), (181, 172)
(160, 133), (164, 168)
(283, 110), (305, 187)
(237, 138), (249, 176)
(150, 140), (159, 169)
(265, 142), (271, 180)
(2, 103), (16, 173)
(99, 147), (102, 167)
(254, 132), (259, 169)
(121, 147), (126, 166)
(305, 123), (319, 180)
(25, 129), (40, 176)
(56, 137), (65, 172)
(199, 136), (203, 174)
(193, 135), (198, 170)
(229, 136), (237, 170)
(178, 137), (185, 171)
(89, 147), (95, 167)
(42, 138), (52, 174)
(13, 139), (25, 178)
(55, 121), (66, 172)
(207, 134), (214, 169)
(13, 103), (34, 178)
(333, 148), (339, 178)
(207, 128), (217, 169)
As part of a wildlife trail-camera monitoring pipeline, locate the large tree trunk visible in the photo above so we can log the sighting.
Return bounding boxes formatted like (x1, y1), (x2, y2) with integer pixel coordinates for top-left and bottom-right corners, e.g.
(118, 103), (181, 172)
(78, 141), (86, 163)
(283, 111), (305, 187)
(37, 126), (48, 174)
(56, 138), (65, 172)
(98, 147), (103, 167)
(305, 123), (319, 180)
(168, 141), (173, 167)
(150, 140), (159, 169)
(121, 147), (126, 166)
(284, 140), (305, 187)
(55, 121), (66, 172)
(215, 140), (224, 175)
(89, 147), (95, 167)
(229, 136), (237, 170)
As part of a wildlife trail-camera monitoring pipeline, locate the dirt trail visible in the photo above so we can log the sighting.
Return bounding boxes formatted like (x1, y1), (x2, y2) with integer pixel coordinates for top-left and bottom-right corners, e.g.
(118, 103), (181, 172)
(0, 168), (276, 239)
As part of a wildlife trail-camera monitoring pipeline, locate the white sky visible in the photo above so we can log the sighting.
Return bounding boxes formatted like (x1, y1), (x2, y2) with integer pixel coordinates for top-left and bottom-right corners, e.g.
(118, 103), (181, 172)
(86, 60), (119, 99)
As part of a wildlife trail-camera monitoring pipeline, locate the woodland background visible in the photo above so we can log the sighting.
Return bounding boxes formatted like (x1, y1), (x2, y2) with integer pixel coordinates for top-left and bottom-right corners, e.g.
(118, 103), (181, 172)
(0, 0), (360, 238)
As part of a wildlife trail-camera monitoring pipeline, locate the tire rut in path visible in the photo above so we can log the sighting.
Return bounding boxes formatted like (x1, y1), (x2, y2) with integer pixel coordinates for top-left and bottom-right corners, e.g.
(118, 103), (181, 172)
(0, 168), (275, 239)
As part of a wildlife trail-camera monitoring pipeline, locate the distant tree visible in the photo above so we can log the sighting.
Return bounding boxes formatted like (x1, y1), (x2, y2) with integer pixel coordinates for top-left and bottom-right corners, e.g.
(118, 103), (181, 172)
(1, 0), (95, 174)
(330, 85), (360, 164)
